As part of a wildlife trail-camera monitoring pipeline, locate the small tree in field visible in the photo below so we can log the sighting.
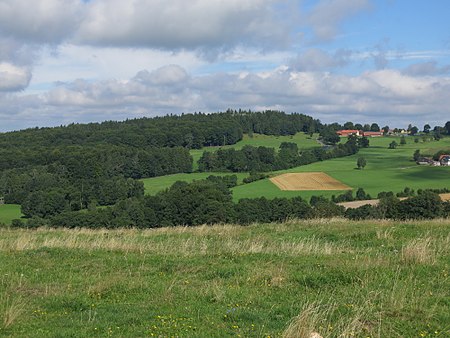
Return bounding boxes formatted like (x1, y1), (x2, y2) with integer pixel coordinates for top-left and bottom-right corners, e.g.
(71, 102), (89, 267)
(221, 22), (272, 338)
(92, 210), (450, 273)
(400, 135), (406, 145)
(357, 156), (367, 170)
(389, 141), (398, 149)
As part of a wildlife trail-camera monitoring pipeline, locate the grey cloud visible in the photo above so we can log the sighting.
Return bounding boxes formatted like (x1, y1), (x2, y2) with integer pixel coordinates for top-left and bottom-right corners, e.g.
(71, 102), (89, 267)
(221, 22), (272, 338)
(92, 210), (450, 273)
(0, 0), (292, 52)
(75, 0), (291, 51)
(403, 61), (450, 76)
(307, 0), (371, 42)
(290, 48), (352, 71)
(0, 0), (83, 44)
(371, 39), (390, 70)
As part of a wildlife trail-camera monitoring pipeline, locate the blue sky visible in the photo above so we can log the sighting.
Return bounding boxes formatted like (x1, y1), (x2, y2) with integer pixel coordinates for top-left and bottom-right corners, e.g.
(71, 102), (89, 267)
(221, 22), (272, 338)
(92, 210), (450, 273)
(0, 0), (449, 132)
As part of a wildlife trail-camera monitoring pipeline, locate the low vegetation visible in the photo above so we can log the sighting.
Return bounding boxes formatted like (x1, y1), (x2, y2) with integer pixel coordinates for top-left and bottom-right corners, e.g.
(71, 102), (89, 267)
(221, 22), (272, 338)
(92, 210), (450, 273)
(0, 219), (448, 337)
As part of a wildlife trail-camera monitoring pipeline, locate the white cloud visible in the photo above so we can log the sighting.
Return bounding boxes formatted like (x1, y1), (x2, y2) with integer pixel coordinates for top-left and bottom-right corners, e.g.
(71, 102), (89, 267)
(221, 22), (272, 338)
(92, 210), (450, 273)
(0, 62), (31, 91)
(1, 65), (448, 131)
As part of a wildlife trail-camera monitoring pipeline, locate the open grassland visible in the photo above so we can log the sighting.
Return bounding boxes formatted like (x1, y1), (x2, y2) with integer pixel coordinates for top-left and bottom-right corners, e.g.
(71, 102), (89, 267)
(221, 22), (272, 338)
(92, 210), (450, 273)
(232, 136), (450, 201)
(0, 205), (22, 225)
(142, 172), (250, 196)
(0, 219), (449, 337)
(190, 133), (320, 170)
(142, 135), (450, 201)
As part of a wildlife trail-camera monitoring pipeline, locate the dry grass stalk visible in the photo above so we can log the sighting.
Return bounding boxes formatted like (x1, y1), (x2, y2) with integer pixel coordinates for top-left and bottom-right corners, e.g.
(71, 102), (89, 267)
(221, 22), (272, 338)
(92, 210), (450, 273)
(2, 294), (26, 328)
(401, 237), (436, 265)
(376, 227), (394, 240)
(282, 302), (326, 338)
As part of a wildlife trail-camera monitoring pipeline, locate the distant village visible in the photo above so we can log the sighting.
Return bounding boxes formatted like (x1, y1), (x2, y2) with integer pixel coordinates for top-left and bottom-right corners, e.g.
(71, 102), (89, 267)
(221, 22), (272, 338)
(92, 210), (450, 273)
(336, 128), (450, 167)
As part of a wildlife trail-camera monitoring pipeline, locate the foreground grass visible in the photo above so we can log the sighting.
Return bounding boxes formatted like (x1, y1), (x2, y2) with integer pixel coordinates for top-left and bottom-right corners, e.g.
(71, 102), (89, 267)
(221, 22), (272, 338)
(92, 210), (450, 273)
(0, 219), (449, 337)
(0, 204), (23, 225)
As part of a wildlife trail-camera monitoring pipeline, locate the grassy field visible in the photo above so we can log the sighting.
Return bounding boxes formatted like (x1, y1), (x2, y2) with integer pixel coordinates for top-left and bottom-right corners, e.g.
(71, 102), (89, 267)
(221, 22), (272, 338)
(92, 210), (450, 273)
(231, 136), (450, 201)
(0, 219), (449, 337)
(0, 204), (23, 225)
(142, 172), (250, 196)
(190, 133), (320, 170)
(143, 135), (450, 202)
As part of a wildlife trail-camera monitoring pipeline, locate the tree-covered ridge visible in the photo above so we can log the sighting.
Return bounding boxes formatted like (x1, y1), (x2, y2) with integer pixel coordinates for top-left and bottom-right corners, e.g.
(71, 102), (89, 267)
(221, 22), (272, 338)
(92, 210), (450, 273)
(0, 110), (319, 150)
(0, 110), (322, 222)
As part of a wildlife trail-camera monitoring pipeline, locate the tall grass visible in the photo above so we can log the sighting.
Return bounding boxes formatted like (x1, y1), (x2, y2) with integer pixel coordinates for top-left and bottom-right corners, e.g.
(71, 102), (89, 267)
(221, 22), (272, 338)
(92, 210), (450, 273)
(0, 219), (449, 337)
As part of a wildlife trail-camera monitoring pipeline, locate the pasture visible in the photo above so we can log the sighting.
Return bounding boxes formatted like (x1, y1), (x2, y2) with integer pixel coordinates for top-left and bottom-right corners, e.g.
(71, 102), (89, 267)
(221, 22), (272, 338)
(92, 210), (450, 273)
(190, 133), (320, 169)
(0, 219), (448, 337)
(232, 135), (450, 201)
(142, 172), (250, 196)
(0, 204), (22, 225)
(142, 134), (450, 201)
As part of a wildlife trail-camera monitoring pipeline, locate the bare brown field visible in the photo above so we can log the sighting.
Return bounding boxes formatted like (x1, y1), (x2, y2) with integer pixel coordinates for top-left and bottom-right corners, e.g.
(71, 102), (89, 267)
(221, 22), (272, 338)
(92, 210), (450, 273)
(339, 194), (450, 209)
(270, 172), (352, 191)
(440, 193), (450, 201)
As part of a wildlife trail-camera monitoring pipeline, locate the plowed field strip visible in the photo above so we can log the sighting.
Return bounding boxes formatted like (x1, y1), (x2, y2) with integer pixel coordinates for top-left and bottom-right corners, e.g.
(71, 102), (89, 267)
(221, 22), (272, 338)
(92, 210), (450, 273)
(270, 172), (352, 191)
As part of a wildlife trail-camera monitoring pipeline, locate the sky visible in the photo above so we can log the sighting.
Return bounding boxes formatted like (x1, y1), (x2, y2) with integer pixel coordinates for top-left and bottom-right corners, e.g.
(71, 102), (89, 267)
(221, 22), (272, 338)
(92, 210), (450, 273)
(0, 0), (449, 132)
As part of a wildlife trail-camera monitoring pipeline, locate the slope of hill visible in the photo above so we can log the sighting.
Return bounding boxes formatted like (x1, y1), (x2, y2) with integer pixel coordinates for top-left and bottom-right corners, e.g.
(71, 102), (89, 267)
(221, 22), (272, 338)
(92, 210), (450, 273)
(0, 219), (448, 337)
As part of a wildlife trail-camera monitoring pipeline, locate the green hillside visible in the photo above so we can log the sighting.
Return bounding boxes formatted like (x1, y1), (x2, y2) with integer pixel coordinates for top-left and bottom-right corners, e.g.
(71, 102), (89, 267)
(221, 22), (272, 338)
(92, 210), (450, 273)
(0, 219), (448, 337)
(142, 134), (450, 201)
(233, 135), (450, 200)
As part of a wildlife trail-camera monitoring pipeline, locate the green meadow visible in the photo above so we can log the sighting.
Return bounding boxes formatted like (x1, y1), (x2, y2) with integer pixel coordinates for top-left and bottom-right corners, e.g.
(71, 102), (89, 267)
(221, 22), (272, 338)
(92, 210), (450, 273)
(0, 219), (449, 337)
(190, 133), (320, 170)
(0, 204), (22, 225)
(143, 134), (450, 201)
(232, 135), (450, 201)
(142, 172), (250, 196)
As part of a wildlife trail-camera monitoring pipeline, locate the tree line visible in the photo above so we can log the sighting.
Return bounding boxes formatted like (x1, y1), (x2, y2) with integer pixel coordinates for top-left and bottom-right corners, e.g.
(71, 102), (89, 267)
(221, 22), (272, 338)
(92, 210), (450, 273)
(0, 110), (319, 153)
(12, 178), (450, 229)
(198, 137), (361, 173)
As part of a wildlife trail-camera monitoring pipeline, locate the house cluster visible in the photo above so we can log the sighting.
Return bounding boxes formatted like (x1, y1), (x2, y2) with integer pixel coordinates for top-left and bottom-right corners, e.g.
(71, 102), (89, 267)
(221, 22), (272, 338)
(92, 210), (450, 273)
(336, 130), (383, 137)
(417, 155), (450, 166)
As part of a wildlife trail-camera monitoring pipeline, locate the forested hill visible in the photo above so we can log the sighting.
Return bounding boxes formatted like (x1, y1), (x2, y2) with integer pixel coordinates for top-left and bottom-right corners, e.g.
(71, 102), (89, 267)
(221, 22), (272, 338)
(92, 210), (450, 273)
(0, 110), (320, 150)
(0, 110), (321, 212)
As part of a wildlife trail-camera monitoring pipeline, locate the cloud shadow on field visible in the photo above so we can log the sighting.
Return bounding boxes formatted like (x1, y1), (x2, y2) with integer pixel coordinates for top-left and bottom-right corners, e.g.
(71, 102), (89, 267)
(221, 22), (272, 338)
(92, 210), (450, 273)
(393, 167), (450, 181)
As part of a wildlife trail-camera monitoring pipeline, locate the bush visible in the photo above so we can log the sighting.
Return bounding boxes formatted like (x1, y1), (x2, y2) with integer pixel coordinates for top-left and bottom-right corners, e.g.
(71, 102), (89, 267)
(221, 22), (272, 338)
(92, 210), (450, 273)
(243, 172), (268, 184)
(345, 204), (379, 220)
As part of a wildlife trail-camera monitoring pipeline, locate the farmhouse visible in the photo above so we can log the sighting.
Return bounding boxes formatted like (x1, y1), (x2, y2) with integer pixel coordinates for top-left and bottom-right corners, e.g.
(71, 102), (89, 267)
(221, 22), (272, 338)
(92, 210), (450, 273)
(362, 131), (383, 137)
(336, 129), (361, 137)
(439, 155), (450, 166)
